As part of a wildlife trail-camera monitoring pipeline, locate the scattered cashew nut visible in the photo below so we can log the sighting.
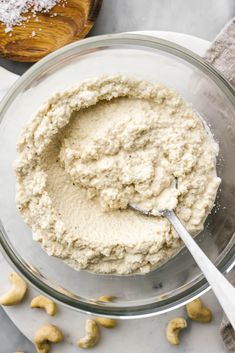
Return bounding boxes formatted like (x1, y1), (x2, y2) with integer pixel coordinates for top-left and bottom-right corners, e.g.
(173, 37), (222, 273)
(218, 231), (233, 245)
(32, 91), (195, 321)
(34, 324), (64, 353)
(96, 295), (117, 328)
(186, 298), (212, 323)
(96, 317), (117, 328)
(0, 272), (27, 306)
(166, 317), (187, 345)
(31, 295), (57, 316)
(97, 295), (114, 302)
(78, 319), (100, 349)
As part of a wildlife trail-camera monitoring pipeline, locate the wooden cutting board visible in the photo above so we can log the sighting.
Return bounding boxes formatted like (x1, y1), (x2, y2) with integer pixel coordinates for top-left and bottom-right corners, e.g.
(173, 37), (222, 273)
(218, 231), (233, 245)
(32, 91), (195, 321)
(0, 0), (102, 62)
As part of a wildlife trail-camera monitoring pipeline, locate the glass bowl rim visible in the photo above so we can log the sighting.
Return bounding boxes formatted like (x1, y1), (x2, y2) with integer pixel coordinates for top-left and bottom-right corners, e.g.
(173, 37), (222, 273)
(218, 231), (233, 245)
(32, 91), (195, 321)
(0, 33), (234, 318)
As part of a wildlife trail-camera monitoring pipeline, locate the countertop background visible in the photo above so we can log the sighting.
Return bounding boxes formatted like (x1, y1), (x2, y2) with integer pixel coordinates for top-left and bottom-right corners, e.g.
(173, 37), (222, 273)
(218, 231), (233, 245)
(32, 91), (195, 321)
(0, 0), (235, 352)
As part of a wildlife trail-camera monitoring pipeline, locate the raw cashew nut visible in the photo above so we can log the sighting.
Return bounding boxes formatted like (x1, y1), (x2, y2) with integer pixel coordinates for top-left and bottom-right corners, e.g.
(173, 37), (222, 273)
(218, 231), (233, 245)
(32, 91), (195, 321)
(78, 319), (100, 349)
(96, 295), (117, 328)
(34, 324), (64, 353)
(166, 317), (187, 345)
(31, 295), (57, 316)
(96, 317), (117, 328)
(97, 295), (114, 302)
(0, 272), (27, 306)
(186, 298), (212, 323)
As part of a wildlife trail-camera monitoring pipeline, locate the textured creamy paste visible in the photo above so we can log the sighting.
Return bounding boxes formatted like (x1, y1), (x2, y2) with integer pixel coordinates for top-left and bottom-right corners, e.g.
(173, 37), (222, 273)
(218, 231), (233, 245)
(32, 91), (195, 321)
(15, 76), (221, 275)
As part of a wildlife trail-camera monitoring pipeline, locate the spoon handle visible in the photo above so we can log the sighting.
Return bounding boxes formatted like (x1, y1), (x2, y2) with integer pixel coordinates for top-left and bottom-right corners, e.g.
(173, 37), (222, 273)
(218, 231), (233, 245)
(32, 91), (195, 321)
(164, 210), (235, 330)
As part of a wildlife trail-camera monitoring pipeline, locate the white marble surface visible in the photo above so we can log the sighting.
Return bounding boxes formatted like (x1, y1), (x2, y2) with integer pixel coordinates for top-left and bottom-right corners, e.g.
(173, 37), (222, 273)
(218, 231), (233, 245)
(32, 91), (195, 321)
(0, 0), (234, 74)
(0, 252), (229, 353)
(0, 1), (235, 352)
(91, 0), (235, 40)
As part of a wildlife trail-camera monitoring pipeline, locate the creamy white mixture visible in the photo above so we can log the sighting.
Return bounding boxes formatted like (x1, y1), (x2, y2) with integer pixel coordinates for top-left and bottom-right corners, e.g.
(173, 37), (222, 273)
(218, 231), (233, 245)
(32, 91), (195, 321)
(15, 75), (221, 275)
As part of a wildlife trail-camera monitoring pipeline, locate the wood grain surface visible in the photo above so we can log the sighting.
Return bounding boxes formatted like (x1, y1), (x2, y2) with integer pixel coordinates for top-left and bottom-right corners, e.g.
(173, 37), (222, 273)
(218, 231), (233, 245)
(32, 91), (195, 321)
(0, 0), (102, 62)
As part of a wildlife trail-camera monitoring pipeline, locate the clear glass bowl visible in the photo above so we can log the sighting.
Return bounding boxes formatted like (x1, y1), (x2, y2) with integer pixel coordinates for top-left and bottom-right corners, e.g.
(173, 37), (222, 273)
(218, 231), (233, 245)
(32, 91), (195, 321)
(0, 34), (234, 318)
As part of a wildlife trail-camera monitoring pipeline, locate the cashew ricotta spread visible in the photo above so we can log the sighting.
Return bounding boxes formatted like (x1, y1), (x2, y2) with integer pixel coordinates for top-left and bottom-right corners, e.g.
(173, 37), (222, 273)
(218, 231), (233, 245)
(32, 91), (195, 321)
(15, 75), (221, 275)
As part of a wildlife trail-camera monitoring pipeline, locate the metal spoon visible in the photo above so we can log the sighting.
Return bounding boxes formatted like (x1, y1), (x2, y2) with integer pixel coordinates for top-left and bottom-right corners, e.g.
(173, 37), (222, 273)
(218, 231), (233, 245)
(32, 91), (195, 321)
(129, 204), (235, 329)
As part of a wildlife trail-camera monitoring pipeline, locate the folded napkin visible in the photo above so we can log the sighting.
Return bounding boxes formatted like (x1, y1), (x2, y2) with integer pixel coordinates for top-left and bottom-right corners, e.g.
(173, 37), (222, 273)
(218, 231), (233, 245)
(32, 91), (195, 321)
(204, 17), (235, 87)
(220, 275), (235, 353)
(204, 17), (235, 352)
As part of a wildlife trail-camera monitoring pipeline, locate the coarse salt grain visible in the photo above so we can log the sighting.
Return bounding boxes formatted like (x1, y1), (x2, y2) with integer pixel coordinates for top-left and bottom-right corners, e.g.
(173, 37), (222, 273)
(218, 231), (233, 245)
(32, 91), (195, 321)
(0, 0), (61, 32)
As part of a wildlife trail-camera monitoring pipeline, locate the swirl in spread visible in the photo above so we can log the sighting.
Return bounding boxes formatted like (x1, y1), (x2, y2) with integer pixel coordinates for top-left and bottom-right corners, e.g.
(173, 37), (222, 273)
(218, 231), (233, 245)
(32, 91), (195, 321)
(15, 76), (221, 275)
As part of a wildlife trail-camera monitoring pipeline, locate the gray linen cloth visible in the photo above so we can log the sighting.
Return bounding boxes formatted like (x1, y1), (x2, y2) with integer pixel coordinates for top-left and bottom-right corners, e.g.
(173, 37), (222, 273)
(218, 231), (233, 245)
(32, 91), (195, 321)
(219, 275), (235, 352)
(204, 17), (235, 352)
(205, 17), (235, 87)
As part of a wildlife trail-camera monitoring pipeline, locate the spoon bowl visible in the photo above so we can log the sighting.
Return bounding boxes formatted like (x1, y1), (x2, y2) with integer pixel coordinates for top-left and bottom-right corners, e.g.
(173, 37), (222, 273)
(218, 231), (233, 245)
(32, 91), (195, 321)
(129, 204), (235, 329)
